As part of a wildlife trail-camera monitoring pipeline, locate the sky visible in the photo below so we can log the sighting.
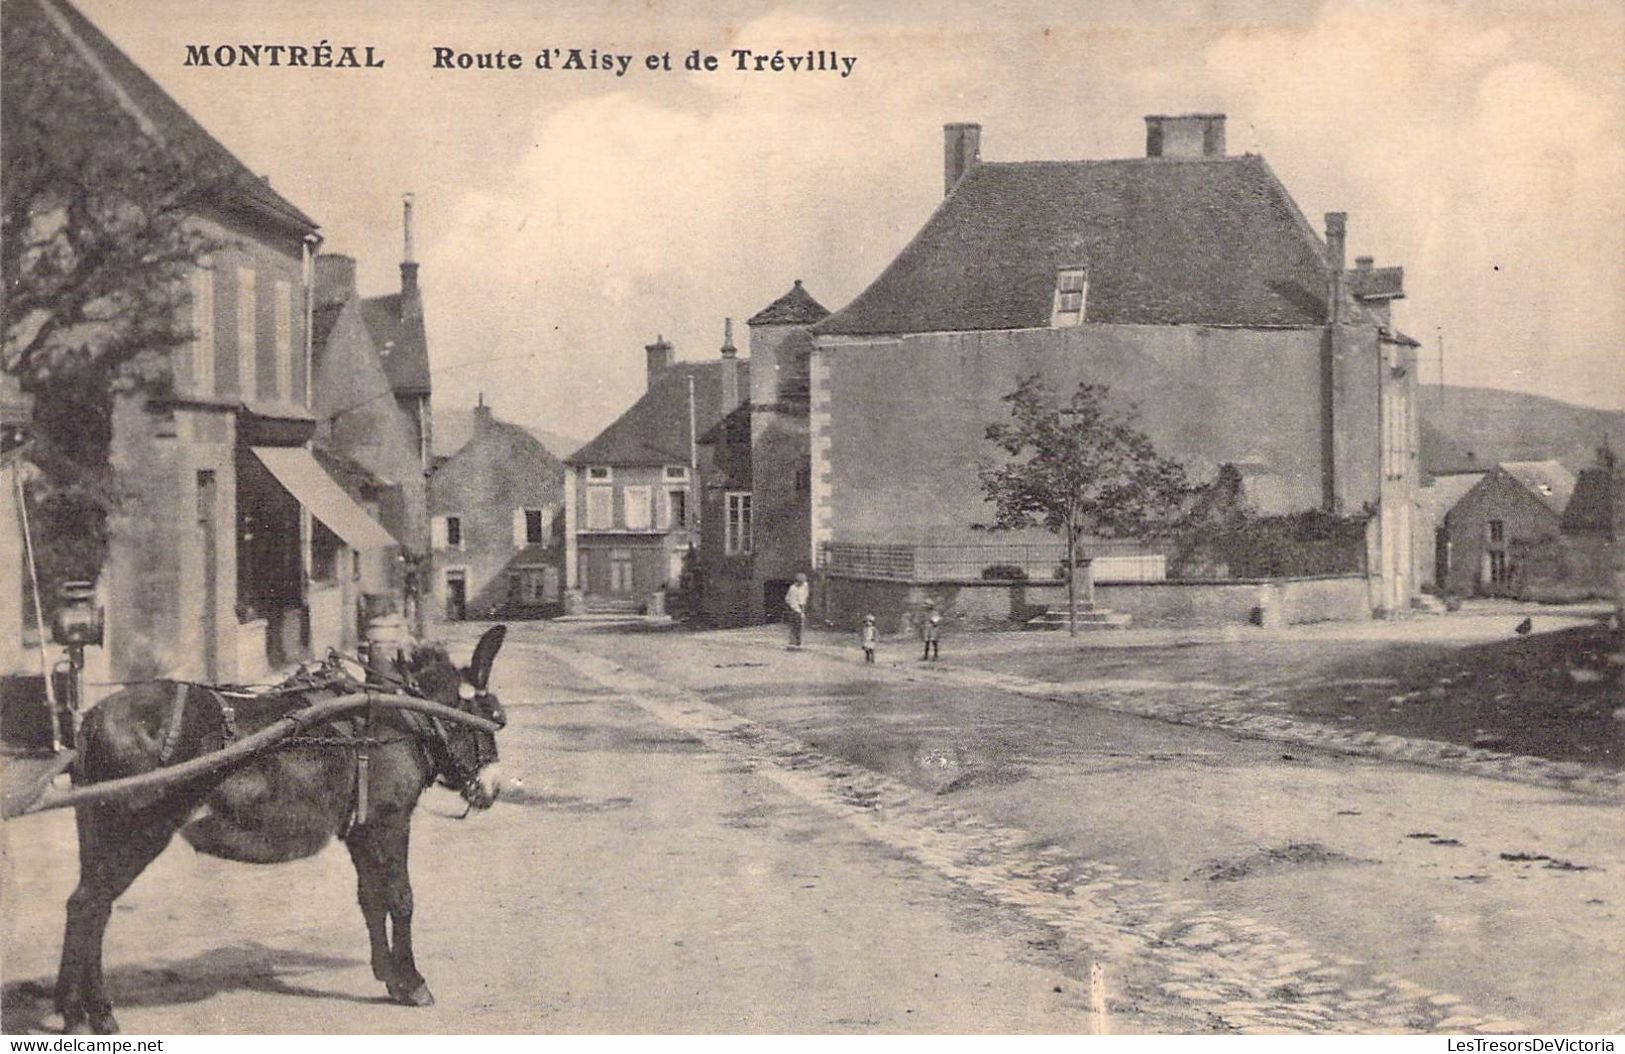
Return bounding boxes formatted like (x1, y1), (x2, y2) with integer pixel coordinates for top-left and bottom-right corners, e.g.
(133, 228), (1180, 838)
(78, 0), (1625, 443)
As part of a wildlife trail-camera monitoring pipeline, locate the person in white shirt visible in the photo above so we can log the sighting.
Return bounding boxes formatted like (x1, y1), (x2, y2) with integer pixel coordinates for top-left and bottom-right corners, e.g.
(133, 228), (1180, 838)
(785, 572), (810, 648)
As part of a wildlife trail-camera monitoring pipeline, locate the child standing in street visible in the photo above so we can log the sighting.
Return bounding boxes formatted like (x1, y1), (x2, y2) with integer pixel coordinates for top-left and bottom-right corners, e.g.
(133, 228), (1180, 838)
(860, 614), (877, 663)
(921, 608), (942, 661)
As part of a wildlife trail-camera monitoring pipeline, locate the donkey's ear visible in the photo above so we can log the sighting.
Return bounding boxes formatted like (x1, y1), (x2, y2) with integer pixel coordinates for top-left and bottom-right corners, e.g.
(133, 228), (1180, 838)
(467, 624), (507, 690)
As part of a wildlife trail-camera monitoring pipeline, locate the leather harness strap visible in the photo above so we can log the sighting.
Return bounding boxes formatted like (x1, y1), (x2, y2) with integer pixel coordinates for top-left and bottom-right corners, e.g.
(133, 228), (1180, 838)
(157, 682), (188, 763)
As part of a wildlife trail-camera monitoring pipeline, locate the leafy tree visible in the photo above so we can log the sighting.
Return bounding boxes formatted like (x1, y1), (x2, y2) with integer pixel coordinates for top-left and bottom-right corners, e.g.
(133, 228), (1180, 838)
(980, 373), (1194, 635)
(2, 0), (229, 607)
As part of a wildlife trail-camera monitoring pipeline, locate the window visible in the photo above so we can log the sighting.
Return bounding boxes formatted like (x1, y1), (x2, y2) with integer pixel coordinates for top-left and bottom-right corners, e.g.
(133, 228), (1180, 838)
(623, 485), (652, 530)
(726, 492), (753, 555)
(1051, 267), (1087, 326)
(445, 516), (463, 547)
(587, 466), (612, 482)
(523, 508), (547, 545)
(190, 266), (215, 395)
(1489, 550), (1511, 585)
(1057, 269), (1086, 307)
(518, 567), (548, 603)
(664, 465), (689, 481)
(1488, 520), (1505, 544)
(664, 488), (687, 529)
(795, 466), (811, 493)
(236, 266), (257, 398)
(585, 487), (613, 530)
(273, 280), (293, 402)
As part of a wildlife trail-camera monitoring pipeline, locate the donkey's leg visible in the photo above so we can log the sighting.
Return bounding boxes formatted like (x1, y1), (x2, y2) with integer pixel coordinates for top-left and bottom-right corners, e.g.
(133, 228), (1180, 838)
(346, 817), (431, 1006)
(56, 806), (181, 1034)
(344, 826), (394, 989)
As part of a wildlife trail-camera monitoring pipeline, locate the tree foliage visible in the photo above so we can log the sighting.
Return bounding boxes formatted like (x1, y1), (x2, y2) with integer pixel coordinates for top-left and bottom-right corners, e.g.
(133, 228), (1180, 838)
(2, 0), (229, 598)
(980, 374), (1196, 633)
(980, 373), (1195, 542)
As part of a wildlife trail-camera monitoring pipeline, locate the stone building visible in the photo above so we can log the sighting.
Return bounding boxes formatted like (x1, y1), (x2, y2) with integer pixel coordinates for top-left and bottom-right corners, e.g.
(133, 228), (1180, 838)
(427, 398), (566, 620)
(1514, 449), (1618, 602)
(564, 335), (746, 613)
(694, 400), (753, 625)
(805, 115), (1422, 626)
(309, 202), (436, 631)
(743, 285), (831, 622)
(1438, 461), (1574, 597)
(1, 0), (394, 688)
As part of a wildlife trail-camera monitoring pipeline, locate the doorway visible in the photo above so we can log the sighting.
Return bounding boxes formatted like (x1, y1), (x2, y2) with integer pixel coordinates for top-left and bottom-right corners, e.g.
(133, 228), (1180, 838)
(762, 580), (791, 624)
(609, 549), (634, 595)
(445, 569), (467, 621)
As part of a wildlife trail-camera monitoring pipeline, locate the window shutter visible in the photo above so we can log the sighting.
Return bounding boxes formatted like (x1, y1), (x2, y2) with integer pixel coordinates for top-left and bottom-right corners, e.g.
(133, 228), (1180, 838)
(431, 516), (447, 548)
(513, 508), (526, 547)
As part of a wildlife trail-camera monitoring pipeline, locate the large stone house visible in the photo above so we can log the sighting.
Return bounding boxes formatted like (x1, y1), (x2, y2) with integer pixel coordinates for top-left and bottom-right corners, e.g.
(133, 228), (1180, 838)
(564, 334), (746, 613)
(428, 398), (565, 620)
(1, 0), (395, 690)
(804, 115), (1422, 627)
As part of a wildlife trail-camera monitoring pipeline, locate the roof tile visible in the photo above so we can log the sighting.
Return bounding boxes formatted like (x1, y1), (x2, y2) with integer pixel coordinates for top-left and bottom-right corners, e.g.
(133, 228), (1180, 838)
(816, 155), (1332, 336)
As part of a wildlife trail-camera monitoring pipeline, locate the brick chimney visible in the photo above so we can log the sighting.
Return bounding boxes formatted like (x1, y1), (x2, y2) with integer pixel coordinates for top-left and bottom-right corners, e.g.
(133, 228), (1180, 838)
(473, 391), (494, 433)
(314, 253), (356, 310)
(646, 335), (674, 391)
(1144, 114), (1226, 159)
(944, 122), (981, 195)
(400, 192), (422, 322)
(718, 318), (740, 414)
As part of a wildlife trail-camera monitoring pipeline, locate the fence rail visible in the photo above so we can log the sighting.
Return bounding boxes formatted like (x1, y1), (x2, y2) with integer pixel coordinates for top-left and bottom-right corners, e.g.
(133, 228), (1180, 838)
(820, 541), (1167, 584)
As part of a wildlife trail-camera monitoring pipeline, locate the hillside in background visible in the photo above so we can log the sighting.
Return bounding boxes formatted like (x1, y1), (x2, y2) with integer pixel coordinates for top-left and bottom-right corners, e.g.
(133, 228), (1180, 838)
(428, 384), (1619, 478)
(433, 405), (584, 463)
(1420, 385), (1623, 476)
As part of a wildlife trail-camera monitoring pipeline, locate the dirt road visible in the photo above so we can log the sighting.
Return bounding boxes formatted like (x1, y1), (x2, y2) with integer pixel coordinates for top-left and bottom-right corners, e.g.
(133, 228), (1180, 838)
(5, 619), (1620, 1033)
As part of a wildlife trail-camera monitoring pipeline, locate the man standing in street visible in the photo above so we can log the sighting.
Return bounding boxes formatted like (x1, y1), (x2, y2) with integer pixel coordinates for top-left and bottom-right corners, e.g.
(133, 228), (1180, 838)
(785, 572), (810, 649)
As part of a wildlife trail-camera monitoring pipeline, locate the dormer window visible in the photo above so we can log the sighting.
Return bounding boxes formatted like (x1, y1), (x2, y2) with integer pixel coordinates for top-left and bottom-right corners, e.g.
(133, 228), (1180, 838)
(1051, 267), (1088, 327)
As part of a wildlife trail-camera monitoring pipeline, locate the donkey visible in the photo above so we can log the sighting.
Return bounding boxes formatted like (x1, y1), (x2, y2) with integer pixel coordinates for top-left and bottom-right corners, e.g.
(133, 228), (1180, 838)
(52, 625), (509, 1035)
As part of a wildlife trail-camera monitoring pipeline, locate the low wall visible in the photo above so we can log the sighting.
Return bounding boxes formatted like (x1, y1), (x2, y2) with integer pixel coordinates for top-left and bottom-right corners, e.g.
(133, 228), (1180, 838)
(822, 574), (1371, 634)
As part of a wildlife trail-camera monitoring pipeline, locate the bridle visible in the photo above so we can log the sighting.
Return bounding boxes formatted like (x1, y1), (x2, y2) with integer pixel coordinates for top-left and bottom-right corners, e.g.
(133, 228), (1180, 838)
(316, 649), (506, 808)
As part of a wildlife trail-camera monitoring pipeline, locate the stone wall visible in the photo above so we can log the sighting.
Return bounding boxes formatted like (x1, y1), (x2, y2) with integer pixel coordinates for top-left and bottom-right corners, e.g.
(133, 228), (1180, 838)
(822, 573), (1371, 634)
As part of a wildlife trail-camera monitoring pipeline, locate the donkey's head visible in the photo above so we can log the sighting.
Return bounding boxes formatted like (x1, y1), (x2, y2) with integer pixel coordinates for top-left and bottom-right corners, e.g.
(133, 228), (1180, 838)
(401, 625), (508, 809)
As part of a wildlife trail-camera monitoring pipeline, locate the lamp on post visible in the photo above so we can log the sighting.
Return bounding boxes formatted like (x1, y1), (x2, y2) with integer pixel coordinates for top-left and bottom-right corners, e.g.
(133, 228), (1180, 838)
(50, 580), (103, 744)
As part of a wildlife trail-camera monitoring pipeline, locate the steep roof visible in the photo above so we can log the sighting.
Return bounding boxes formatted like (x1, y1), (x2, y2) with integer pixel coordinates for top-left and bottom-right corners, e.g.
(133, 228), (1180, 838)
(816, 154), (1332, 336)
(37, 0), (318, 234)
(1498, 460), (1577, 515)
(748, 281), (831, 327)
(1417, 472), (1486, 523)
(1560, 467), (1617, 533)
(360, 293), (431, 396)
(568, 361), (749, 466)
(433, 410), (562, 480)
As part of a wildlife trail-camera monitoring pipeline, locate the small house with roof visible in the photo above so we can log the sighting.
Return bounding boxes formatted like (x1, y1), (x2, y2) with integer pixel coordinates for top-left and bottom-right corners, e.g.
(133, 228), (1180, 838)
(1439, 460), (1575, 597)
(427, 397), (565, 620)
(1511, 447), (1619, 602)
(564, 334), (746, 613)
(805, 114), (1422, 626)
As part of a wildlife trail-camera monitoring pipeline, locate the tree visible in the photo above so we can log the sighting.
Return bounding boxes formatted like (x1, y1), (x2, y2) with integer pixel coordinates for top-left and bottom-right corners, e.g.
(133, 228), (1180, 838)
(2, 0), (229, 607)
(980, 374), (1193, 635)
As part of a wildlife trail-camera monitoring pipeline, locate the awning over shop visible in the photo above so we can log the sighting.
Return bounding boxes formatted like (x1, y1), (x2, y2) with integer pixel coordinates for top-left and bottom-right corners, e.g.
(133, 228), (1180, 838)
(250, 447), (398, 551)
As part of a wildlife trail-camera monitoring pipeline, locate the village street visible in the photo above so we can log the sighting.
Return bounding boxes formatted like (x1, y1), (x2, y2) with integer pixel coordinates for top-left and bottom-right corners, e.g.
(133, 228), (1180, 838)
(4, 615), (1622, 1034)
